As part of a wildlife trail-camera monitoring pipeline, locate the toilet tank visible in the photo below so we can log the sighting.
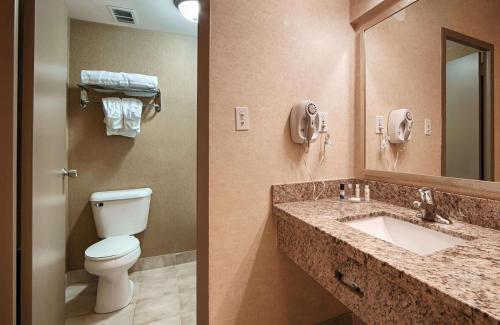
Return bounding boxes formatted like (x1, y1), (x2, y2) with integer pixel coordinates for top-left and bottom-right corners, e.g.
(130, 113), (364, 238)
(90, 188), (152, 238)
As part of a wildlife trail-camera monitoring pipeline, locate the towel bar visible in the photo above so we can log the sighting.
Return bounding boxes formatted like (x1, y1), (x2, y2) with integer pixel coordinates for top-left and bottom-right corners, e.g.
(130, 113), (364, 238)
(78, 84), (162, 112)
(80, 98), (161, 112)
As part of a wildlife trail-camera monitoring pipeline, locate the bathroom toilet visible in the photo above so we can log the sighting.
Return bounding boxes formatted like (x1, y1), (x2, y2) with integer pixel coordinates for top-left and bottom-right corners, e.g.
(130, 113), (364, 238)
(84, 188), (152, 314)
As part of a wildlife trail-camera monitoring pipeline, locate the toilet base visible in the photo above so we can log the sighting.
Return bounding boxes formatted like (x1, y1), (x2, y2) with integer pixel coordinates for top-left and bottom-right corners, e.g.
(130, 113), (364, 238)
(84, 244), (141, 314)
(95, 274), (134, 314)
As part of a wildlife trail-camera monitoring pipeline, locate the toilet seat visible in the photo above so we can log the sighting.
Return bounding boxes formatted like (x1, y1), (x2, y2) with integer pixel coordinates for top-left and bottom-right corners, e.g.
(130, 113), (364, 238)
(85, 235), (139, 261)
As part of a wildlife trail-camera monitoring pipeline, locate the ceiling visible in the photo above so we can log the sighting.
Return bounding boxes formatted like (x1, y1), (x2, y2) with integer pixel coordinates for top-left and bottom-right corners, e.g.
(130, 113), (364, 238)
(65, 0), (197, 37)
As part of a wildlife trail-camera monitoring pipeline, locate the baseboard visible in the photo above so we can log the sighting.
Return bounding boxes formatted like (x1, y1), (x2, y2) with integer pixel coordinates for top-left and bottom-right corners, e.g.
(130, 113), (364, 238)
(66, 250), (197, 285)
(65, 269), (97, 286)
(131, 249), (197, 272)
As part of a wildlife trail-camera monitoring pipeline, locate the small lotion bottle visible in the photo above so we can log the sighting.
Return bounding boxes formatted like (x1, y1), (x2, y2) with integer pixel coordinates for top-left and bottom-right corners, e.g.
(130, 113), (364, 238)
(347, 184), (353, 199)
(355, 184), (360, 198)
(339, 184), (345, 200)
(364, 185), (370, 202)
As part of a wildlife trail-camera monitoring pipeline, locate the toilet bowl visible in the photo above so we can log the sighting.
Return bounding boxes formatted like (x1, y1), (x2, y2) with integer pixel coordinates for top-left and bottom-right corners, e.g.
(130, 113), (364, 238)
(84, 188), (152, 314)
(84, 235), (141, 313)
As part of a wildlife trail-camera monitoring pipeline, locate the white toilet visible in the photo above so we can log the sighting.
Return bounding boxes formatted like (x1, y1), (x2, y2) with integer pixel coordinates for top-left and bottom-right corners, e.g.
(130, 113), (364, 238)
(84, 188), (152, 314)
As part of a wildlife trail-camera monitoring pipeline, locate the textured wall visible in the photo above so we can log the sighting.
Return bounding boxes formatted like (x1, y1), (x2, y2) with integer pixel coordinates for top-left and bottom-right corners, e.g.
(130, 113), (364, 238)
(209, 0), (355, 323)
(67, 20), (197, 270)
(364, 0), (500, 179)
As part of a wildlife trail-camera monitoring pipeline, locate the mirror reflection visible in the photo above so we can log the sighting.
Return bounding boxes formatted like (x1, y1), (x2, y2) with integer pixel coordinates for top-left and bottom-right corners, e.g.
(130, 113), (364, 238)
(364, 0), (499, 182)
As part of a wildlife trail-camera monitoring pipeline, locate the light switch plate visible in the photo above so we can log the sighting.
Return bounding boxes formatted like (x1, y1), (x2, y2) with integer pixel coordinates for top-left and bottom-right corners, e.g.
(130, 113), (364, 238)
(424, 118), (432, 136)
(235, 107), (250, 131)
(375, 116), (384, 134)
(319, 112), (328, 133)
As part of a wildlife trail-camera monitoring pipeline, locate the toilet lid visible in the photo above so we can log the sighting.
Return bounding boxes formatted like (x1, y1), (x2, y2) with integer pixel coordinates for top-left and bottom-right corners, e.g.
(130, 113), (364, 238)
(85, 235), (139, 261)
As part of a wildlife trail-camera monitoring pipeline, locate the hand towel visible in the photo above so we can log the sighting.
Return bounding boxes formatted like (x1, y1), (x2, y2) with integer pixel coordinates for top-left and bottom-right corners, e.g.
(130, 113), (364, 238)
(102, 98), (123, 135)
(122, 98), (143, 138)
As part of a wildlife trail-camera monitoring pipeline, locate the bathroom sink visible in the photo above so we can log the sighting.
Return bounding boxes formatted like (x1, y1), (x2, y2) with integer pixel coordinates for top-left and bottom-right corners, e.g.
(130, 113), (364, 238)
(344, 216), (466, 255)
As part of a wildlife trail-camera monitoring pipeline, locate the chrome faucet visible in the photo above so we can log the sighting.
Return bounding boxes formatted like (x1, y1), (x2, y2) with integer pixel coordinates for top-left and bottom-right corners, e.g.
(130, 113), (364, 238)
(412, 187), (452, 224)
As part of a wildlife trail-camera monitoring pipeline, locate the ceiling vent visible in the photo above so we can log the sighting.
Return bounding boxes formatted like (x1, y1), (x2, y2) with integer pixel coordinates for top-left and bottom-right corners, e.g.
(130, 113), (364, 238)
(108, 6), (137, 25)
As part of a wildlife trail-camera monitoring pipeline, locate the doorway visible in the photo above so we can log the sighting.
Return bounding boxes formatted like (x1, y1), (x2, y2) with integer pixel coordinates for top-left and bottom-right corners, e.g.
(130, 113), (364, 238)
(442, 28), (494, 181)
(15, 0), (210, 324)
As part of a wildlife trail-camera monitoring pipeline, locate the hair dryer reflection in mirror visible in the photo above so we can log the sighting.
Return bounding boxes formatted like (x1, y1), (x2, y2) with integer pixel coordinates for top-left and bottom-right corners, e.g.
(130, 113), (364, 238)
(380, 108), (414, 171)
(387, 108), (413, 144)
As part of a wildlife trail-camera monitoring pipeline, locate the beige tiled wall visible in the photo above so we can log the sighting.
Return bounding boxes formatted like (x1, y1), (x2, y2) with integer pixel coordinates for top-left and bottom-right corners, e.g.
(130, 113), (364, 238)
(67, 20), (197, 270)
(208, 0), (355, 323)
(364, 0), (500, 178)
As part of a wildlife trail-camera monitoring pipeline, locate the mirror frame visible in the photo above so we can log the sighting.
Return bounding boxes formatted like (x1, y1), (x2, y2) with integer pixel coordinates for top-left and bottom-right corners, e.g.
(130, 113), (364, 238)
(356, 0), (500, 200)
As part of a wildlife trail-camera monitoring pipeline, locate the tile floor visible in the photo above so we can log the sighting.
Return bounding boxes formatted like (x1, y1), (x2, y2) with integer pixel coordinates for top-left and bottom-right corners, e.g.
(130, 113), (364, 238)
(65, 262), (196, 325)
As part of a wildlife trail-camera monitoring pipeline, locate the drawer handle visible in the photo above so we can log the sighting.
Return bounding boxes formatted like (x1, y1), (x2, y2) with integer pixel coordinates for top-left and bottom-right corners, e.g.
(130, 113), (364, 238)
(335, 270), (364, 297)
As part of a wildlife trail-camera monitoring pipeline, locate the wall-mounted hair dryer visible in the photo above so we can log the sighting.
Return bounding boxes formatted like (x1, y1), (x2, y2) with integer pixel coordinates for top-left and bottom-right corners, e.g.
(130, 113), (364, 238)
(290, 100), (320, 144)
(387, 108), (413, 144)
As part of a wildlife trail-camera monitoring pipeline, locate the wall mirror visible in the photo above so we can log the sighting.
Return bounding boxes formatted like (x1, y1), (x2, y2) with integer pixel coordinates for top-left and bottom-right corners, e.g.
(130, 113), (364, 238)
(364, 0), (499, 182)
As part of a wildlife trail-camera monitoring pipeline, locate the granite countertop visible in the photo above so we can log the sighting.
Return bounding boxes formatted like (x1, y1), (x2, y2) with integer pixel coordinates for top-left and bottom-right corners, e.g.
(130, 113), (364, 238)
(273, 199), (500, 322)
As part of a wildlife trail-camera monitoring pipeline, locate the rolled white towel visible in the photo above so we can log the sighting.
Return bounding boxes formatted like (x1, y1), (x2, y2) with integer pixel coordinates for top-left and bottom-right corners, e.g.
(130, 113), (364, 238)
(101, 98), (123, 135)
(124, 73), (158, 90)
(81, 70), (128, 89)
(81, 70), (158, 91)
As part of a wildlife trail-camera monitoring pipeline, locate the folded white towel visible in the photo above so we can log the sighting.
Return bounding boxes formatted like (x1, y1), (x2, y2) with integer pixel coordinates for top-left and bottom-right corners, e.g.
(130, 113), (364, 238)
(107, 129), (139, 138)
(101, 98), (143, 138)
(122, 98), (143, 138)
(81, 70), (158, 91)
(102, 98), (123, 135)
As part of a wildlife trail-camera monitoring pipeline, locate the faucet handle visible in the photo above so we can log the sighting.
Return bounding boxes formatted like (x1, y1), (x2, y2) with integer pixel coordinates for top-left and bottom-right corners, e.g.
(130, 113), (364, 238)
(418, 187), (434, 204)
(412, 201), (422, 209)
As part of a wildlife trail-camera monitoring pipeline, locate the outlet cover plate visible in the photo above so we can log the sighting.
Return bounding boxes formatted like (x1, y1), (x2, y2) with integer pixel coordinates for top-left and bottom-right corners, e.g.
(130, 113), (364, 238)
(424, 118), (431, 136)
(319, 112), (328, 133)
(235, 107), (250, 131)
(375, 116), (384, 134)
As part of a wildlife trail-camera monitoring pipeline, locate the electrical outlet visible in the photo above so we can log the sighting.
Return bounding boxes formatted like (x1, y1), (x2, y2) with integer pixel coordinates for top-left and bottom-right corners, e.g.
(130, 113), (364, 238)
(324, 133), (332, 145)
(319, 112), (328, 133)
(375, 116), (385, 134)
(380, 137), (388, 150)
(424, 118), (431, 136)
(235, 107), (250, 131)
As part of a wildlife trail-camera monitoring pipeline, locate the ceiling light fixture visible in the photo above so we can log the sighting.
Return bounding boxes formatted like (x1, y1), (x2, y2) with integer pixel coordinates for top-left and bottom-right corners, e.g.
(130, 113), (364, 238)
(174, 0), (199, 23)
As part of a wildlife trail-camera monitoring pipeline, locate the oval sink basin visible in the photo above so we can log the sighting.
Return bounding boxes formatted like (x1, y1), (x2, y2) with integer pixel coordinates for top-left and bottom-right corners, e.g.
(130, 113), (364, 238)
(345, 216), (467, 255)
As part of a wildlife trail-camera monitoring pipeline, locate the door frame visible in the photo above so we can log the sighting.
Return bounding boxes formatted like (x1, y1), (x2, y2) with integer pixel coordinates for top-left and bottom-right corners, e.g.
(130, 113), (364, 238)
(441, 27), (495, 180)
(19, 0), (35, 324)
(0, 1), (18, 324)
(197, 0), (210, 324)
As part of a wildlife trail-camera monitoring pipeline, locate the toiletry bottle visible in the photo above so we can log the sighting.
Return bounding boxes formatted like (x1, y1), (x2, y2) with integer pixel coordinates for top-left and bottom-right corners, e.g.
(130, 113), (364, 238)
(347, 184), (353, 199)
(340, 184), (345, 200)
(364, 185), (370, 202)
(355, 184), (360, 198)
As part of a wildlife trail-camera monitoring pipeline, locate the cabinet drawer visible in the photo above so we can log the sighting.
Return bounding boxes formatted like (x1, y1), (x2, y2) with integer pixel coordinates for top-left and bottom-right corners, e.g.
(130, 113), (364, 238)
(333, 255), (366, 298)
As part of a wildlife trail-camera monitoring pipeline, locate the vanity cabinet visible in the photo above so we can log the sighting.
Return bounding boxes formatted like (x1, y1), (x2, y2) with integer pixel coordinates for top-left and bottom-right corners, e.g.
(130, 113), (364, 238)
(276, 215), (481, 324)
